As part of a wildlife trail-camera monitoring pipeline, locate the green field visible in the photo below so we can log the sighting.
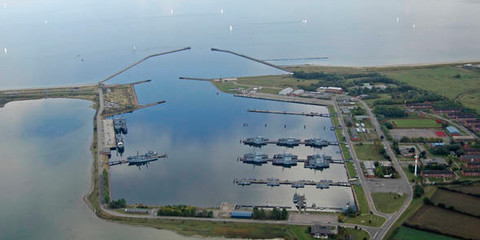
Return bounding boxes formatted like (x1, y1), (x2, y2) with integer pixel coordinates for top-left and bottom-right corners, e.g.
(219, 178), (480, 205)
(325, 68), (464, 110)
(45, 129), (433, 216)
(431, 188), (480, 216)
(380, 65), (480, 101)
(354, 144), (385, 160)
(341, 144), (352, 160)
(371, 192), (407, 214)
(458, 91), (480, 114)
(390, 119), (441, 128)
(346, 161), (356, 178)
(343, 213), (385, 227)
(391, 226), (459, 240)
(407, 205), (480, 239)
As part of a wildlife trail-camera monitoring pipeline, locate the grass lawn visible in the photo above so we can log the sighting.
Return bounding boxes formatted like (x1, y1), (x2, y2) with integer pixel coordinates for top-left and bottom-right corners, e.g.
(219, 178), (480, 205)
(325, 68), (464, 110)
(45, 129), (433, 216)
(354, 144), (385, 160)
(346, 228), (371, 240)
(212, 81), (246, 93)
(343, 213), (385, 227)
(371, 192), (408, 214)
(238, 74), (317, 89)
(384, 186), (436, 240)
(391, 226), (459, 240)
(342, 144), (352, 160)
(353, 185), (370, 214)
(364, 93), (392, 106)
(390, 118), (441, 128)
(346, 161), (356, 178)
(457, 91), (480, 114)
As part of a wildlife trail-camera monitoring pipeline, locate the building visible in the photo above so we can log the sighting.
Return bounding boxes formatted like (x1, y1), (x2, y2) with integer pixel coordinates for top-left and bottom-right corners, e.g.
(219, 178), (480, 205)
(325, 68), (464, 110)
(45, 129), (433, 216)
(310, 225), (337, 239)
(464, 149), (480, 155)
(421, 158), (447, 168)
(351, 128), (360, 142)
(279, 87), (293, 96)
(434, 108), (461, 114)
(406, 103), (432, 110)
(453, 113), (477, 122)
(465, 161), (480, 169)
(446, 126), (461, 136)
(400, 146), (416, 157)
(463, 120), (480, 127)
(452, 135), (475, 143)
(421, 170), (454, 178)
(290, 89), (305, 96)
(325, 87), (343, 94)
(363, 161), (376, 178)
(462, 169), (480, 177)
(431, 142), (445, 147)
(460, 154), (480, 162)
(230, 211), (252, 219)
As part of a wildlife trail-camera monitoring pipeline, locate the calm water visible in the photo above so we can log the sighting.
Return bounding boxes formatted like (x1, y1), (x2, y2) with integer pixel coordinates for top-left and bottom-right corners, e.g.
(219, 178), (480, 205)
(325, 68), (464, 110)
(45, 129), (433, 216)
(1, 0), (480, 239)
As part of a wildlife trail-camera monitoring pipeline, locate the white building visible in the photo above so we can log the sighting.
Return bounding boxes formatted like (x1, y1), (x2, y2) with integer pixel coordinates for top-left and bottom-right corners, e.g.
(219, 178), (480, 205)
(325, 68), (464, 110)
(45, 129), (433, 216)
(279, 87), (294, 95)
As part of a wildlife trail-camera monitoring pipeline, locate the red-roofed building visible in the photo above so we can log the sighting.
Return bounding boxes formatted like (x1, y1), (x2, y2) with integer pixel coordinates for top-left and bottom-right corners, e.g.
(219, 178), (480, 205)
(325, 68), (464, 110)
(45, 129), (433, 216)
(421, 170), (454, 178)
(466, 161), (480, 169)
(462, 169), (480, 177)
(460, 155), (480, 162)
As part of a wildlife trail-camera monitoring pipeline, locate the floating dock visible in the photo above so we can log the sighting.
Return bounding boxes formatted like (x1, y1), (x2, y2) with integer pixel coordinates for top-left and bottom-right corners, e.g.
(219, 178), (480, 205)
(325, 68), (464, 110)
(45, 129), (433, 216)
(242, 139), (338, 147)
(234, 178), (351, 188)
(238, 157), (344, 164)
(107, 153), (167, 166)
(248, 109), (330, 118)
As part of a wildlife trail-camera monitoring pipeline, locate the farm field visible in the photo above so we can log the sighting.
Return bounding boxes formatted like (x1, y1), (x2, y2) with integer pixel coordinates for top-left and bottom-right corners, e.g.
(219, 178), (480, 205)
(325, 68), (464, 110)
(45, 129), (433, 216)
(407, 205), (480, 239)
(431, 188), (480, 216)
(445, 183), (480, 195)
(390, 119), (441, 128)
(391, 226), (459, 240)
(371, 192), (407, 214)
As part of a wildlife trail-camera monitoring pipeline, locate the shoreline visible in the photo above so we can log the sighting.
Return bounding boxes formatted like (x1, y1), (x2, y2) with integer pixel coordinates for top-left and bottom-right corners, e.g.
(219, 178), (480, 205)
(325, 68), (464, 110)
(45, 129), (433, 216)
(283, 59), (480, 69)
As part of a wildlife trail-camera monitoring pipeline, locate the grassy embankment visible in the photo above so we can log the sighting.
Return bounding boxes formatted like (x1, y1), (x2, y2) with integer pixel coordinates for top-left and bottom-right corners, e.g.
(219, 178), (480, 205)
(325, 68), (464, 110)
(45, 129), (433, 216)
(371, 193), (408, 214)
(343, 186), (385, 227)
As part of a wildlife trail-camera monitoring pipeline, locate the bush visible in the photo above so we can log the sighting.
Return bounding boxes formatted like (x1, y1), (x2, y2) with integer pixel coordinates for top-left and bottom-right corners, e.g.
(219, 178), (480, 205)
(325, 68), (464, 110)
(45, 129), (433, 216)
(423, 197), (433, 205)
(414, 185), (424, 198)
(108, 198), (126, 209)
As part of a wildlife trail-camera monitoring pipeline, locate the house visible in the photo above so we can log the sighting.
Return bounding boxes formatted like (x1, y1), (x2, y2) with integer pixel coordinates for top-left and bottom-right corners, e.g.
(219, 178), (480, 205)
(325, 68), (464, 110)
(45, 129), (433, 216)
(431, 142), (445, 148)
(406, 103), (432, 110)
(421, 158), (447, 168)
(446, 126), (461, 136)
(363, 161), (376, 178)
(460, 154), (480, 162)
(290, 89), (305, 96)
(310, 225), (337, 239)
(351, 128), (360, 142)
(434, 108), (461, 114)
(452, 135), (475, 143)
(465, 161), (480, 169)
(400, 146), (416, 157)
(454, 113), (477, 122)
(464, 149), (480, 155)
(421, 170), (454, 178)
(462, 169), (480, 177)
(463, 120), (480, 127)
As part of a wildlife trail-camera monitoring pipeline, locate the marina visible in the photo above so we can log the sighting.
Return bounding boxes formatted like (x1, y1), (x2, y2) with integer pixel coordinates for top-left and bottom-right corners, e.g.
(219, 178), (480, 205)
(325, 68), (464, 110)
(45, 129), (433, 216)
(239, 154), (344, 166)
(107, 150), (167, 167)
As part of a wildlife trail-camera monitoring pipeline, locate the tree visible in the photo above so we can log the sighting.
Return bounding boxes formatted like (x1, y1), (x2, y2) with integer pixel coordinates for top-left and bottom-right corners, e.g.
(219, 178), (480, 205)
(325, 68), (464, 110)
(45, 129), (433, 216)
(414, 185), (424, 198)
(281, 208), (288, 220)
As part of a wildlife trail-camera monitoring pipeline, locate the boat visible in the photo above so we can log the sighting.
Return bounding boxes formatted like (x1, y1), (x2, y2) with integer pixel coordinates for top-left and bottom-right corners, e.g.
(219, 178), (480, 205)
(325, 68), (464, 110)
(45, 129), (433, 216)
(291, 181), (305, 188)
(293, 193), (299, 203)
(115, 134), (125, 154)
(316, 180), (330, 189)
(267, 178), (280, 187)
(305, 138), (329, 148)
(276, 137), (300, 147)
(242, 152), (268, 164)
(113, 116), (127, 134)
(237, 179), (251, 186)
(243, 136), (269, 147)
(127, 150), (162, 167)
(305, 154), (330, 169)
(273, 153), (298, 167)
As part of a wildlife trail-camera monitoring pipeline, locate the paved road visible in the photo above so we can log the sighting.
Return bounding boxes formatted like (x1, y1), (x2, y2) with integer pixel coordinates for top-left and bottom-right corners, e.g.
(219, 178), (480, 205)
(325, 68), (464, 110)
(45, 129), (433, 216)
(97, 87), (105, 204)
(358, 100), (413, 240)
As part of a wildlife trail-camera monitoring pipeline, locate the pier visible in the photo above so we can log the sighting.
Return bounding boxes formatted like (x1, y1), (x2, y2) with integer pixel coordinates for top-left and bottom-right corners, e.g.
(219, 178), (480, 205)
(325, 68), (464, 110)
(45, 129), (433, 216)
(248, 109), (330, 117)
(211, 48), (291, 73)
(241, 139), (338, 146)
(107, 153), (167, 166)
(234, 93), (332, 106)
(238, 157), (345, 164)
(234, 178), (351, 187)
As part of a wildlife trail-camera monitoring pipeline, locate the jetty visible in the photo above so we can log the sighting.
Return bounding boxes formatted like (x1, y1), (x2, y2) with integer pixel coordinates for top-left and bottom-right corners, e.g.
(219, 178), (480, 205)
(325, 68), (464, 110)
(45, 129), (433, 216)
(234, 93), (332, 106)
(234, 178), (351, 188)
(242, 138), (338, 147)
(238, 157), (345, 164)
(211, 48), (291, 73)
(248, 109), (330, 117)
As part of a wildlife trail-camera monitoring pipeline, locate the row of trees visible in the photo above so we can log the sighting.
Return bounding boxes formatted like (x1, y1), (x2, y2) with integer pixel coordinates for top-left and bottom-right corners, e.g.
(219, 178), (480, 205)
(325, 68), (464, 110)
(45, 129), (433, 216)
(429, 143), (463, 156)
(399, 136), (443, 143)
(374, 106), (406, 118)
(252, 207), (288, 220)
(102, 169), (110, 203)
(108, 198), (127, 209)
(156, 205), (213, 218)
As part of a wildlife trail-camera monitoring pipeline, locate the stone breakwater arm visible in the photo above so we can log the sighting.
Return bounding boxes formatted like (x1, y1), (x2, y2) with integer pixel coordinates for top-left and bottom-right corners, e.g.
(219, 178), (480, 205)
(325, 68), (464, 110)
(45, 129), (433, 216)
(211, 48), (291, 73)
(99, 47), (191, 84)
